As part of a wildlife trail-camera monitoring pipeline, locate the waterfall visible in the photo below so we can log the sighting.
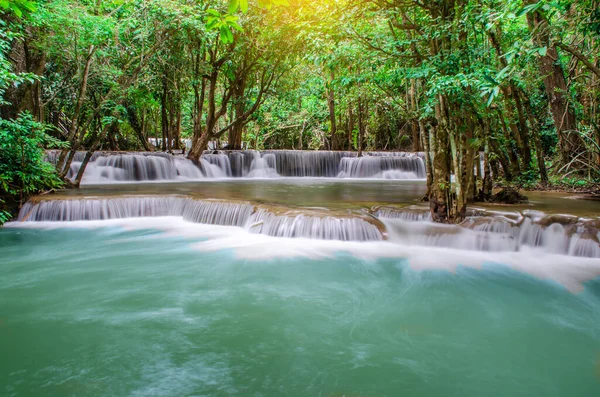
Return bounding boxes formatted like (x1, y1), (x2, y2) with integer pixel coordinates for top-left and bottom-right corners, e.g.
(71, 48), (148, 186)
(182, 200), (254, 226)
(17, 197), (384, 242)
(247, 152), (279, 178)
(16, 196), (600, 256)
(202, 150), (353, 177)
(264, 150), (353, 177)
(374, 207), (432, 221)
(174, 157), (205, 179)
(208, 150), (427, 178)
(248, 209), (382, 240)
(337, 155), (426, 179)
(377, 209), (600, 258)
(201, 153), (232, 177)
(227, 151), (257, 177)
(60, 152), (206, 184)
(45, 150), (429, 183)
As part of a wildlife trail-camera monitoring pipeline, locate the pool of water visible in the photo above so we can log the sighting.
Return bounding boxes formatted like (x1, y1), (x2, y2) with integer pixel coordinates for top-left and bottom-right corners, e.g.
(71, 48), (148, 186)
(3, 175), (600, 396)
(52, 179), (427, 209)
(1, 220), (600, 397)
(34, 179), (600, 216)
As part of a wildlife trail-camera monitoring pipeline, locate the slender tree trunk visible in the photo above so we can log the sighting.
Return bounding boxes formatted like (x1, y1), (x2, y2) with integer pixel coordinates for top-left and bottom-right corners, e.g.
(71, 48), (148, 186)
(327, 68), (337, 150)
(348, 106), (354, 150)
(429, 120), (452, 223)
(357, 100), (364, 157)
(126, 105), (153, 151)
(495, 108), (521, 176)
(488, 28), (533, 170)
(420, 120), (433, 198)
(481, 128), (493, 201)
(299, 121), (306, 150)
(161, 77), (168, 151)
(227, 76), (246, 150)
(56, 45), (95, 173)
(73, 151), (93, 187)
(526, 3), (585, 164)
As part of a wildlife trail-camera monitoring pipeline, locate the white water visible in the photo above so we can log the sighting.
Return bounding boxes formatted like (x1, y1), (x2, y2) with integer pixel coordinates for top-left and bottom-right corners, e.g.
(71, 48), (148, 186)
(337, 155), (426, 179)
(7, 216), (600, 293)
(48, 150), (426, 184)
(17, 197), (383, 242)
(16, 196), (600, 258)
(379, 209), (600, 258)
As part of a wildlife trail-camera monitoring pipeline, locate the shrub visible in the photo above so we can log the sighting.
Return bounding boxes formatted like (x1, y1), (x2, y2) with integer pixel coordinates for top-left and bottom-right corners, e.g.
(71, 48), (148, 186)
(0, 112), (65, 224)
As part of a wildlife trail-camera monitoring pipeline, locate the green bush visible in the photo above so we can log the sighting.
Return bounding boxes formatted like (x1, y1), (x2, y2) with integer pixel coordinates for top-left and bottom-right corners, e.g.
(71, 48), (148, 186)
(0, 112), (66, 224)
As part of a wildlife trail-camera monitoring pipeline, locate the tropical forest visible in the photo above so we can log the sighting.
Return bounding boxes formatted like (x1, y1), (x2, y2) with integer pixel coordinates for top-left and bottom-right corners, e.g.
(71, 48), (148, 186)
(1, 0), (600, 396)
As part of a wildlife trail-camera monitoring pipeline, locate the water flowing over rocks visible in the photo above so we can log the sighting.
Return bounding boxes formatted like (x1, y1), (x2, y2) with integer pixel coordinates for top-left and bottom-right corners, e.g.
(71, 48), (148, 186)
(17, 197), (384, 242)
(46, 150), (426, 184)
(376, 207), (600, 258)
(16, 196), (600, 257)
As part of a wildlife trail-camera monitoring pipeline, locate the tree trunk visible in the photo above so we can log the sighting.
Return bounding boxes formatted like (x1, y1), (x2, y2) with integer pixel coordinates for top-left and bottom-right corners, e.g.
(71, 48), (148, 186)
(495, 108), (522, 177)
(161, 77), (168, 151)
(73, 151), (93, 187)
(327, 68), (337, 150)
(56, 45), (95, 173)
(126, 105), (153, 151)
(348, 106), (354, 150)
(521, 92), (549, 184)
(428, 121), (453, 223)
(488, 28), (533, 170)
(526, 3), (585, 164)
(420, 120), (434, 198)
(357, 100), (364, 157)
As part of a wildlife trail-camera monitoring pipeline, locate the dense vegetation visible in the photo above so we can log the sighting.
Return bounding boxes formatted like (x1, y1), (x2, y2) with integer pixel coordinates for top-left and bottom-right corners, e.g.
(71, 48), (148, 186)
(1, 0), (599, 223)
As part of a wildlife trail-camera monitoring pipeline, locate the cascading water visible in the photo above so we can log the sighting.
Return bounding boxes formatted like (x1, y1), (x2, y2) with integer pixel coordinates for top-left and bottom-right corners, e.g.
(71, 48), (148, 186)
(337, 155), (426, 179)
(247, 152), (279, 178)
(47, 150), (427, 183)
(17, 197), (383, 242)
(247, 208), (381, 240)
(9, 150), (599, 397)
(377, 208), (600, 258)
(15, 197), (600, 257)
(264, 150), (352, 177)
(59, 152), (207, 183)
(200, 154), (232, 178)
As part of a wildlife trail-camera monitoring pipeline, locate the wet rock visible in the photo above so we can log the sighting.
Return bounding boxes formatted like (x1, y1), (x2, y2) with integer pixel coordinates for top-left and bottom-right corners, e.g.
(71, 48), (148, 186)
(489, 188), (529, 204)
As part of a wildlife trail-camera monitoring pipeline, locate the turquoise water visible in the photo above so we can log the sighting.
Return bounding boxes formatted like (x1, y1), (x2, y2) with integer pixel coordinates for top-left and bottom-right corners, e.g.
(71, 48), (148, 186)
(1, 223), (600, 397)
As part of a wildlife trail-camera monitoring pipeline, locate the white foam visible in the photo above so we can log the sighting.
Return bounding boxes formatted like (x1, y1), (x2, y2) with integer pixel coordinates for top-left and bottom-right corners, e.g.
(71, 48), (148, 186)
(7, 217), (600, 293)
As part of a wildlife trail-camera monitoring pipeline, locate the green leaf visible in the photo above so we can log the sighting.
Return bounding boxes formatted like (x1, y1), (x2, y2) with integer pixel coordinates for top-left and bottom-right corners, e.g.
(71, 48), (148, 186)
(538, 46), (547, 56)
(483, 74), (497, 85)
(516, 3), (540, 17)
(239, 0), (248, 13)
(504, 50), (516, 64)
(228, 0), (239, 14)
(257, 0), (271, 9)
(229, 21), (243, 32)
(205, 17), (219, 30)
(22, 0), (36, 12)
(220, 25), (233, 44)
(496, 65), (511, 80)
(206, 9), (221, 17)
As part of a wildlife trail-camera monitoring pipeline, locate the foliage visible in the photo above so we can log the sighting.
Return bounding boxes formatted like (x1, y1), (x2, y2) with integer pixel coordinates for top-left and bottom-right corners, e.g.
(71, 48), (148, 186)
(0, 0), (35, 17)
(0, 20), (36, 106)
(0, 113), (65, 224)
(0, 0), (599, 218)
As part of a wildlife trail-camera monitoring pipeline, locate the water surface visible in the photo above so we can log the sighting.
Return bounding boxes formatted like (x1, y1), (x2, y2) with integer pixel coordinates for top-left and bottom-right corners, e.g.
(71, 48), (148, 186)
(1, 222), (600, 397)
